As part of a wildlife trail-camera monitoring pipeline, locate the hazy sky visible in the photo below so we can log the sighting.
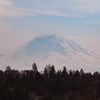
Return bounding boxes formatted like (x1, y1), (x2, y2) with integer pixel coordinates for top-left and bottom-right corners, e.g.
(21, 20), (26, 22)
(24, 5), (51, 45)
(0, 0), (100, 56)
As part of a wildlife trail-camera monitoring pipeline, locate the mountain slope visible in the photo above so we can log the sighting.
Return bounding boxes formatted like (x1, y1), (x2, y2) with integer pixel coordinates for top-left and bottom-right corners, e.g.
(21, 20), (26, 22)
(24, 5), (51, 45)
(0, 34), (100, 72)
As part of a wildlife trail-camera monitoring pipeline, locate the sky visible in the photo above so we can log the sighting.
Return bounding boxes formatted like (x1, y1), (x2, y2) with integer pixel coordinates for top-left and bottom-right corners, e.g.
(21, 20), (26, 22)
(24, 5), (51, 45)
(0, 0), (100, 56)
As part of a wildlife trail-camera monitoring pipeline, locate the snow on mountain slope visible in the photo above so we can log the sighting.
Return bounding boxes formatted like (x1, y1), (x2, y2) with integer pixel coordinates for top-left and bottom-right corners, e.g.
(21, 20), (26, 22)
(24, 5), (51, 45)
(0, 34), (100, 72)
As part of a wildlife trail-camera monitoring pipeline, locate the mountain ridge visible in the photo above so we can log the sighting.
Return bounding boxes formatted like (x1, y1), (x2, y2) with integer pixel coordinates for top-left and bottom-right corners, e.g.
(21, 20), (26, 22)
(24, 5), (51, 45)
(0, 34), (100, 72)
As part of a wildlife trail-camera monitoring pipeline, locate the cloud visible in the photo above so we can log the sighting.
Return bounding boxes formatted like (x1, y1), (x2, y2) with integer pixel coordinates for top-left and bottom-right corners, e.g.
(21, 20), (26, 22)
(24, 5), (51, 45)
(1, 0), (100, 17)
(0, 0), (13, 6)
(0, 0), (34, 17)
(15, 8), (82, 17)
(0, 7), (35, 17)
(71, 0), (100, 14)
(0, 0), (82, 18)
(29, 0), (100, 16)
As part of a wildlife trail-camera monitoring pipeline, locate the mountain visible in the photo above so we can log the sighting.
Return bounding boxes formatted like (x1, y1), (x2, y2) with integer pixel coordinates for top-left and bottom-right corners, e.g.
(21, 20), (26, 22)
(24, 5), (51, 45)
(0, 34), (100, 72)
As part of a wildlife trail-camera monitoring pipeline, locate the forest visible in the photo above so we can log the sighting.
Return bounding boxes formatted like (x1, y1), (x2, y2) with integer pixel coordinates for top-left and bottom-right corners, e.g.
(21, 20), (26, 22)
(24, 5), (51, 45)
(0, 63), (100, 100)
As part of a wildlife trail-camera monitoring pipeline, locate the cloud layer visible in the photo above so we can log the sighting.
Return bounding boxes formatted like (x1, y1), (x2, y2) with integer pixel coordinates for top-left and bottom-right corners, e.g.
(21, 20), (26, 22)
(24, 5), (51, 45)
(1, 0), (100, 17)
(0, 0), (34, 17)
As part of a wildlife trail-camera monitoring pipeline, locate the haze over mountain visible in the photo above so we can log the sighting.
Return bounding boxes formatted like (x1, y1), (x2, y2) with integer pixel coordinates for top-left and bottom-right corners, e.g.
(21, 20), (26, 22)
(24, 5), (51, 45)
(0, 34), (100, 72)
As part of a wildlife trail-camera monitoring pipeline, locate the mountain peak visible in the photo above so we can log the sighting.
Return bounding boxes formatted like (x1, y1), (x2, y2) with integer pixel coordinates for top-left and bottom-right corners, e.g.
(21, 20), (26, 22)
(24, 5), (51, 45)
(0, 34), (99, 72)
(33, 34), (57, 40)
(14, 34), (98, 58)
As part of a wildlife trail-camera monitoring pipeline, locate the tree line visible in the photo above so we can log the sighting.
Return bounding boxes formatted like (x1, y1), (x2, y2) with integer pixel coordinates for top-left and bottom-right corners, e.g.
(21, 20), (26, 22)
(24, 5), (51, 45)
(0, 63), (100, 100)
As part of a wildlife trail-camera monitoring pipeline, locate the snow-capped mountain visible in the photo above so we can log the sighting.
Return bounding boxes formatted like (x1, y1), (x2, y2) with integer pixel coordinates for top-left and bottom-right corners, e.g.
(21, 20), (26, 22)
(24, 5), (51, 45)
(0, 34), (100, 72)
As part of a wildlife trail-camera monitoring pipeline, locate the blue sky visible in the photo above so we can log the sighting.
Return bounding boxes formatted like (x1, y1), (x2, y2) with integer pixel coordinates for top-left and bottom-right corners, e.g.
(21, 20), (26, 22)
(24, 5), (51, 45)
(0, 0), (100, 55)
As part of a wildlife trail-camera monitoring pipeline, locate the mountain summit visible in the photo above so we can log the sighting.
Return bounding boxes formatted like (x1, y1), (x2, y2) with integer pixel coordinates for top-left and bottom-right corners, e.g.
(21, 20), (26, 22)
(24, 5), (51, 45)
(0, 34), (100, 71)
(13, 34), (97, 57)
